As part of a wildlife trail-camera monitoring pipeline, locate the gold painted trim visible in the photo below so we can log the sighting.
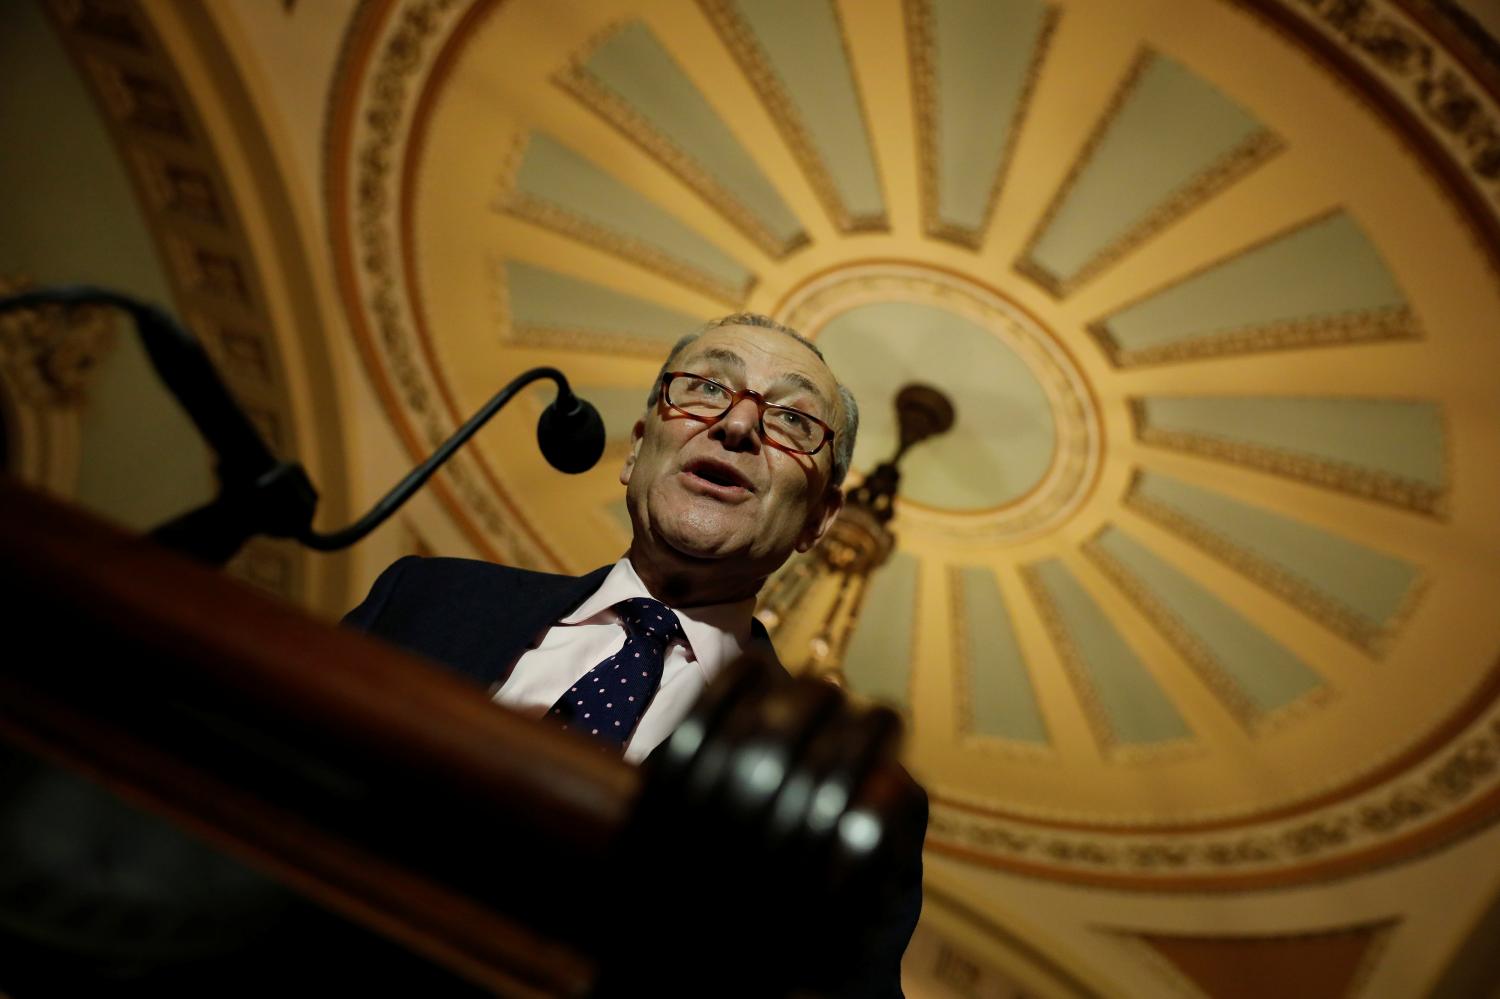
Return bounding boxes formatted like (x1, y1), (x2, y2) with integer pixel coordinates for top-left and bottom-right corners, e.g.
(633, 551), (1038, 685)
(335, 0), (559, 572)
(1086, 209), (1423, 366)
(1091, 303), (1419, 367)
(1129, 398), (1448, 518)
(1014, 48), (1284, 299)
(502, 191), (751, 307)
(45, 0), (307, 602)
(1020, 562), (1198, 762)
(1123, 472), (1427, 658)
(555, 20), (809, 259)
(777, 262), (1103, 543)
(948, 566), (1056, 758)
(907, 0), (1059, 250)
(698, 0), (887, 235)
(488, 256), (704, 359)
(1082, 527), (1334, 737)
(927, 701), (1500, 880)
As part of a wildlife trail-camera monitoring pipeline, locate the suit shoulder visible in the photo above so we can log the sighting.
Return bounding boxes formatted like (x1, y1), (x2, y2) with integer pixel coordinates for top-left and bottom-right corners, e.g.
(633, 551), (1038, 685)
(389, 556), (574, 593)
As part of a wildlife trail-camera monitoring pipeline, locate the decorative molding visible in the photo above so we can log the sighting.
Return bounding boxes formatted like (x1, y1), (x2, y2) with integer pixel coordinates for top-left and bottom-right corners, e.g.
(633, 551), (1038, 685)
(1273, 0), (1500, 208)
(1014, 48), (1284, 298)
(777, 263), (1101, 545)
(1123, 472), (1426, 657)
(906, 0), (1059, 249)
(1091, 303), (1418, 367)
(0, 276), (117, 410)
(697, 0), (887, 236)
(1129, 398), (1448, 517)
(557, 17), (811, 257)
(502, 191), (751, 307)
(1082, 526), (1334, 737)
(1085, 209), (1422, 367)
(44, 0), (306, 601)
(928, 698), (1500, 883)
(334, 0), (557, 571)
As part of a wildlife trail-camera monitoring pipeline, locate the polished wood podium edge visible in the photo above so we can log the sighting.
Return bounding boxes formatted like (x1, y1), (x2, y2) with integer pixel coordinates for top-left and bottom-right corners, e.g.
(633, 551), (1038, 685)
(0, 478), (643, 996)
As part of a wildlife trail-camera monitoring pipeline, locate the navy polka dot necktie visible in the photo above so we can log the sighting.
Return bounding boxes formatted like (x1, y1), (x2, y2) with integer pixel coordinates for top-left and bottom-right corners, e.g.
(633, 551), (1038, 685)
(547, 597), (684, 751)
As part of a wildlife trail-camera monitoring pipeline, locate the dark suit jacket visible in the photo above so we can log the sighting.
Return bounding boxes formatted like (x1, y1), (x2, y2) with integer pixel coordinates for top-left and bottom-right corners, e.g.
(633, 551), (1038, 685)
(344, 555), (925, 998)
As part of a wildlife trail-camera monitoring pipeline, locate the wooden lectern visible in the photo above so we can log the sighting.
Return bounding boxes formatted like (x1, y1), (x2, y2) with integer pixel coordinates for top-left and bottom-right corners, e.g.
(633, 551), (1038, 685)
(0, 480), (924, 997)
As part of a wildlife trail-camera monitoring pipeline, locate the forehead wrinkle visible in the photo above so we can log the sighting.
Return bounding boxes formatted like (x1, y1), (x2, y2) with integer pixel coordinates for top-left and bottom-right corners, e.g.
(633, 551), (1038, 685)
(684, 346), (744, 371)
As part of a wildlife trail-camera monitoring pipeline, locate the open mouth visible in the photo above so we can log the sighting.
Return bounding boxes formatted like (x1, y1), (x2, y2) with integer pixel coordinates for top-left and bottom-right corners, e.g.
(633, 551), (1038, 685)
(684, 459), (753, 492)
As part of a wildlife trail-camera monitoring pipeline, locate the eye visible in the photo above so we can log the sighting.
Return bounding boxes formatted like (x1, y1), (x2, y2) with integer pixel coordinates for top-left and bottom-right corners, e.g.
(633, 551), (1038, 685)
(688, 378), (726, 397)
(775, 409), (809, 428)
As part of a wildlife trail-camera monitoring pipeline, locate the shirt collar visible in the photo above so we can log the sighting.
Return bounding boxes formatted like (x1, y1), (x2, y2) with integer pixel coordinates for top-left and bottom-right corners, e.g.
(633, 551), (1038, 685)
(561, 558), (755, 670)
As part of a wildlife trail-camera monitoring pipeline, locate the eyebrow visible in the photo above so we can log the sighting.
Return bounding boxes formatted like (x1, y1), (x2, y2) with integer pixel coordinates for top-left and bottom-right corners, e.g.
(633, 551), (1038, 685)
(688, 348), (834, 416)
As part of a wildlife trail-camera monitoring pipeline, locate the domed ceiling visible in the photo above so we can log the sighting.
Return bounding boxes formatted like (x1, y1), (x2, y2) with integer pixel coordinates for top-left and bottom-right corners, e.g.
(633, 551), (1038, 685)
(321, 0), (1500, 899)
(23, 0), (1500, 989)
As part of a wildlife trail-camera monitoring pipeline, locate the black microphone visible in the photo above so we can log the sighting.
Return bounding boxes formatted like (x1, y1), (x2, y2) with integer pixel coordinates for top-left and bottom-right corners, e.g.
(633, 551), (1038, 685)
(0, 286), (607, 561)
(537, 385), (606, 474)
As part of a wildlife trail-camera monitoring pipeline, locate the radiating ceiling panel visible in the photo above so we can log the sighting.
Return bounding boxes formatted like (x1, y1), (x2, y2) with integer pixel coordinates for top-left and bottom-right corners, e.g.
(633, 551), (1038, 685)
(909, 0), (1055, 246)
(503, 260), (701, 354)
(1132, 396), (1446, 515)
(843, 550), (920, 709)
(504, 131), (754, 303)
(559, 20), (805, 256)
(1023, 558), (1191, 749)
(1087, 526), (1324, 730)
(1091, 212), (1417, 365)
(955, 566), (1047, 743)
(1018, 50), (1279, 296)
(1126, 470), (1423, 653)
(704, 0), (885, 231)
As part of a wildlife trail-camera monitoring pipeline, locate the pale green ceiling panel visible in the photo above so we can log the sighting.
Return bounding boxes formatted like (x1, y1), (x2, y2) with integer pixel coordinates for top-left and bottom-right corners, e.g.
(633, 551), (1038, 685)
(1128, 471), (1423, 646)
(583, 21), (803, 246)
(1090, 526), (1324, 719)
(506, 261), (701, 347)
(1096, 213), (1410, 357)
(1136, 396), (1445, 489)
(1026, 559), (1191, 746)
(1026, 52), (1271, 289)
(815, 301), (1056, 510)
(957, 566), (1048, 742)
(843, 550), (920, 709)
(931, 0), (1051, 233)
(731, 0), (884, 222)
(513, 132), (753, 295)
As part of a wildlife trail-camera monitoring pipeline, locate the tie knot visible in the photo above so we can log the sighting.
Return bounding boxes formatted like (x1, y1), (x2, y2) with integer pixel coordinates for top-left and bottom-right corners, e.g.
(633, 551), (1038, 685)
(614, 597), (683, 646)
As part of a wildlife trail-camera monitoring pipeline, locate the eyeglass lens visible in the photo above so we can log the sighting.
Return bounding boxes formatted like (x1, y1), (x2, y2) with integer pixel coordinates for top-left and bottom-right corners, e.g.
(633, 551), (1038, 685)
(668, 374), (826, 452)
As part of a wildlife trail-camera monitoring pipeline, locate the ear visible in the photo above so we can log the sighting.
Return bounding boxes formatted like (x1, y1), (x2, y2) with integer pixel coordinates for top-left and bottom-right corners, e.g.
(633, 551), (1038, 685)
(795, 486), (843, 553)
(619, 418), (646, 486)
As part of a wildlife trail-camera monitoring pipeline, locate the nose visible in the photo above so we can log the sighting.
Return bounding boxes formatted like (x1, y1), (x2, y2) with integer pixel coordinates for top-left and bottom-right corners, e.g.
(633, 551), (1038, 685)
(709, 395), (763, 453)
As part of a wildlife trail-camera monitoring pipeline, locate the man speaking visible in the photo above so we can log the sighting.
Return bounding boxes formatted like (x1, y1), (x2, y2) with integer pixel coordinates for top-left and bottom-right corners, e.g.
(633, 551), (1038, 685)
(344, 313), (924, 995)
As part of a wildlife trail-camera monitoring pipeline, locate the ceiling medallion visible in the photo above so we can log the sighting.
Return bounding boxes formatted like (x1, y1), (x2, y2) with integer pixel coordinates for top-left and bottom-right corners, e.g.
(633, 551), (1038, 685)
(776, 262), (1101, 547)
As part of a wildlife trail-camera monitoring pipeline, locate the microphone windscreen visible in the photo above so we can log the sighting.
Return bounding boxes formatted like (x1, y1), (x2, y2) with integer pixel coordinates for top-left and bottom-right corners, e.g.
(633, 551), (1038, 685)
(536, 393), (606, 474)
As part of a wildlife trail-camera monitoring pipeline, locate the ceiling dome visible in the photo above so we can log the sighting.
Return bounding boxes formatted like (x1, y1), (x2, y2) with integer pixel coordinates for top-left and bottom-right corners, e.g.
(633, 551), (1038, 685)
(326, 0), (1500, 889)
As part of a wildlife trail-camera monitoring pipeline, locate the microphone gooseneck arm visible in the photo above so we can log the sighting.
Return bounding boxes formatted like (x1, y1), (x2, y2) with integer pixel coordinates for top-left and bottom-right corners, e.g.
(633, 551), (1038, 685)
(300, 366), (584, 551)
(0, 286), (603, 564)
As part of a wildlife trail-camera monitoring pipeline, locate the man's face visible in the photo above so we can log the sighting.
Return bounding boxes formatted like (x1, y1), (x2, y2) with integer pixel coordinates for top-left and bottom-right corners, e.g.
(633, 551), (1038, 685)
(621, 324), (844, 591)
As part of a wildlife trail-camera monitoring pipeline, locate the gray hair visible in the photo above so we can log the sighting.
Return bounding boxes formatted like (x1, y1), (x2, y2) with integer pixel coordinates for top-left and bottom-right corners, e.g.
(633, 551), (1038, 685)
(645, 313), (860, 487)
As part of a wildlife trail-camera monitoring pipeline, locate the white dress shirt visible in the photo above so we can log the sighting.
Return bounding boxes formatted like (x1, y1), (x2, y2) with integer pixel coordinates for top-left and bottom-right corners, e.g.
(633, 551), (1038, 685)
(491, 558), (755, 764)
